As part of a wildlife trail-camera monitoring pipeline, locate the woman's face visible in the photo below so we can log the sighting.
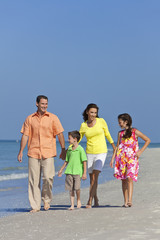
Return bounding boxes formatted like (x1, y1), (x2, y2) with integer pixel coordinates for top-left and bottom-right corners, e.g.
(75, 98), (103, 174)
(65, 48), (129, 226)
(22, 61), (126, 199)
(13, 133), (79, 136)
(118, 119), (128, 129)
(87, 108), (97, 121)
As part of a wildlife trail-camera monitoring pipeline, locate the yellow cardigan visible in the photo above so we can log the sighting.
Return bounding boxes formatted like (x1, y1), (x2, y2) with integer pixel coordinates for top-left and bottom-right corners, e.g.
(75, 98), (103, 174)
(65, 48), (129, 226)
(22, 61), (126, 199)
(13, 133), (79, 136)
(79, 118), (114, 154)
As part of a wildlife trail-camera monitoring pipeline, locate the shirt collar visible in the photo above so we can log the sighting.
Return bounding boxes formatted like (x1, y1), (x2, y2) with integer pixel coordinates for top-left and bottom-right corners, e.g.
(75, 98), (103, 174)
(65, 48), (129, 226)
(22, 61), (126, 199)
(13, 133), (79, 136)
(68, 145), (80, 151)
(32, 111), (50, 117)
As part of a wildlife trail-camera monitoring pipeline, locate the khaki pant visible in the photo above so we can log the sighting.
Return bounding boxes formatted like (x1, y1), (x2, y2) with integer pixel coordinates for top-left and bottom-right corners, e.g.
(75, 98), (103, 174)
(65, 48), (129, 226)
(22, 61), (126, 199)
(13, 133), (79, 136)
(28, 157), (55, 210)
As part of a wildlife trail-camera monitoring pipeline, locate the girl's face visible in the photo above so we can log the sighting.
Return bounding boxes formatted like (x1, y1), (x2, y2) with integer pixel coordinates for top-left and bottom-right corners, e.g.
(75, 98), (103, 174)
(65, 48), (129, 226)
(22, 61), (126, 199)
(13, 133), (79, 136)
(118, 119), (128, 129)
(87, 108), (97, 121)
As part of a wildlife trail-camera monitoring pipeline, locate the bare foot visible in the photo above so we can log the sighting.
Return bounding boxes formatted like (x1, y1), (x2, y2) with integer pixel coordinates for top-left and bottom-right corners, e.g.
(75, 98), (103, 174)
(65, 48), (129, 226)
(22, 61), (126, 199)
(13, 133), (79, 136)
(44, 202), (50, 211)
(77, 200), (81, 209)
(94, 197), (99, 207)
(68, 206), (74, 210)
(93, 201), (99, 207)
(30, 209), (40, 213)
(127, 202), (132, 207)
(122, 204), (129, 208)
(86, 204), (92, 209)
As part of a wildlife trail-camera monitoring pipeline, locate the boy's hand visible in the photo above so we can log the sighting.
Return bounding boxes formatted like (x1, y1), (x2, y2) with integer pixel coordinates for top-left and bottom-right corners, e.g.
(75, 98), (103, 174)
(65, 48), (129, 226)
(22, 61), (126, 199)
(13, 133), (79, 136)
(58, 170), (62, 177)
(82, 173), (87, 180)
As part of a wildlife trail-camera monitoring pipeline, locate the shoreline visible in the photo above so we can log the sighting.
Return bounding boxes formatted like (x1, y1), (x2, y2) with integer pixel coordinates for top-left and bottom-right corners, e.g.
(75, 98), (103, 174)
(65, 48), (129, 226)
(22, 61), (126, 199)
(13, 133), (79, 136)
(0, 148), (160, 239)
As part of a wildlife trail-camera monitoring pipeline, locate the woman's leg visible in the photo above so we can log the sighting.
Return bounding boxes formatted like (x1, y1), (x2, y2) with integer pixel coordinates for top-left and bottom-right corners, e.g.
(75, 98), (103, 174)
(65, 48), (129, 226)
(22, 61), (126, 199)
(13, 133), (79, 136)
(122, 179), (128, 207)
(86, 170), (100, 208)
(128, 178), (133, 206)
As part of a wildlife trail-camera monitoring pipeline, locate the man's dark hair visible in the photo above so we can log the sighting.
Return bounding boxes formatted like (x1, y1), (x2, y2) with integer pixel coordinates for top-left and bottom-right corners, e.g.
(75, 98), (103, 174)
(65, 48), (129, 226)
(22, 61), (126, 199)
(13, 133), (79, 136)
(36, 95), (48, 103)
(68, 131), (80, 142)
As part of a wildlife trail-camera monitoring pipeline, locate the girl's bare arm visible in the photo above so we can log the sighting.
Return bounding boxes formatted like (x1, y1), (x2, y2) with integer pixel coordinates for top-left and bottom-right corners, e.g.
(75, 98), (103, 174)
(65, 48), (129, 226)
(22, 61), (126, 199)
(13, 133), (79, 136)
(135, 129), (151, 158)
(110, 132), (120, 168)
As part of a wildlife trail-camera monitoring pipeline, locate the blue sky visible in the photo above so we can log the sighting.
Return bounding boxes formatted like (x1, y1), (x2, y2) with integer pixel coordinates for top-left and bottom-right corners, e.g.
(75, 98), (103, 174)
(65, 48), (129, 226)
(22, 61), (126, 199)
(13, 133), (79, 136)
(0, 0), (160, 142)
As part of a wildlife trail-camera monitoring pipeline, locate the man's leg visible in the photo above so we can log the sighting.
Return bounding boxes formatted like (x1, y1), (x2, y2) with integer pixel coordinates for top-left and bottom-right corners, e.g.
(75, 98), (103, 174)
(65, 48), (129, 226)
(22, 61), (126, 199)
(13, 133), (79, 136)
(28, 157), (41, 212)
(41, 157), (55, 210)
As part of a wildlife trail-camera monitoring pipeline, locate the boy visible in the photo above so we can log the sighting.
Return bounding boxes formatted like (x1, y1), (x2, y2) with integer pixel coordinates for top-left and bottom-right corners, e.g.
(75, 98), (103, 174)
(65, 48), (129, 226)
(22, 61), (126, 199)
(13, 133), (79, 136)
(58, 131), (87, 210)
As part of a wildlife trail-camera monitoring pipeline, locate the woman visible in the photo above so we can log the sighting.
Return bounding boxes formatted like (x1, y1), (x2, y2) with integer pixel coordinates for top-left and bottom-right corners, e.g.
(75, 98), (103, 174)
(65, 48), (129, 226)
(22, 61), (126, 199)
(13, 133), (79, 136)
(79, 103), (116, 208)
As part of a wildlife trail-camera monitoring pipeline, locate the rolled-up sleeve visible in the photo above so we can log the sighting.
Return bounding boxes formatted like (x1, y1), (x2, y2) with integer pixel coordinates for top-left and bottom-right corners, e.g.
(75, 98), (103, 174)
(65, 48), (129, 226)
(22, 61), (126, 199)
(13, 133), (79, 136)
(52, 115), (64, 136)
(21, 117), (30, 136)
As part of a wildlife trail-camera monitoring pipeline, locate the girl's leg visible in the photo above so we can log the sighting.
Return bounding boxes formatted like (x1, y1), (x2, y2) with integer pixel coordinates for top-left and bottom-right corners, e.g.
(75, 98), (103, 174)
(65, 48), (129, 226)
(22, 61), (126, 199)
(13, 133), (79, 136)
(128, 178), (133, 206)
(76, 189), (81, 208)
(122, 179), (128, 207)
(86, 170), (100, 208)
(69, 190), (75, 210)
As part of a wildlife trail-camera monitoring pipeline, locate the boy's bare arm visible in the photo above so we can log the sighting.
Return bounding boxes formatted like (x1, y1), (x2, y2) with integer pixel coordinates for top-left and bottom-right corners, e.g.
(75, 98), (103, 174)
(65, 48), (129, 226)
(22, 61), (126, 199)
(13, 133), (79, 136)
(58, 161), (68, 177)
(82, 161), (87, 180)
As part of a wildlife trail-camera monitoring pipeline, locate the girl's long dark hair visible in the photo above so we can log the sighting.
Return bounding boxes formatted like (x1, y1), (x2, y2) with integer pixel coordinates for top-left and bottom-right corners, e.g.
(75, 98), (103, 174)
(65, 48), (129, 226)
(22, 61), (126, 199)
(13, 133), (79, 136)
(82, 103), (99, 122)
(118, 113), (132, 139)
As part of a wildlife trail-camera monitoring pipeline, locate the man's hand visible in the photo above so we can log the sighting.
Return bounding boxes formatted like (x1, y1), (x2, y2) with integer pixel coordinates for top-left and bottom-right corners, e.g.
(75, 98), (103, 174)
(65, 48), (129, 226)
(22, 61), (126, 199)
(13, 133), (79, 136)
(59, 148), (66, 160)
(17, 151), (23, 162)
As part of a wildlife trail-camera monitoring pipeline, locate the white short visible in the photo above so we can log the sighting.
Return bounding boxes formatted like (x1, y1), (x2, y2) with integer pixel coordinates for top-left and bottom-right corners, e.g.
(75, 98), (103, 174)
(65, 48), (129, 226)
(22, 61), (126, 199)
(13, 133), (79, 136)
(87, 153), (107, 174)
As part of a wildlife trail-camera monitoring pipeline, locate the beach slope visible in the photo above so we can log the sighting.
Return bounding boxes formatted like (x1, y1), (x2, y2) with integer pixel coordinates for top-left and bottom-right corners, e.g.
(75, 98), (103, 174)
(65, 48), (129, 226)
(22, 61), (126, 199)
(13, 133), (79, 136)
(0, 148), (160, 240)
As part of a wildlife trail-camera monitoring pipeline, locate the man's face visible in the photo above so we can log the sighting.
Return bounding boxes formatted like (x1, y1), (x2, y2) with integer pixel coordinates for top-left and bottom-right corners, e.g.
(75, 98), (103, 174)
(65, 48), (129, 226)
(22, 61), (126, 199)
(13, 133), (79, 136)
(36, 98), (48, 114)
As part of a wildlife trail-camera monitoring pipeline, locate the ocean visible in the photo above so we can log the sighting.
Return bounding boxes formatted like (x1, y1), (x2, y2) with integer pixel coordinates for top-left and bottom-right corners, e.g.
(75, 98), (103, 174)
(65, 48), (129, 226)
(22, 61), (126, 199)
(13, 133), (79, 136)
(0, 140), (159, 218)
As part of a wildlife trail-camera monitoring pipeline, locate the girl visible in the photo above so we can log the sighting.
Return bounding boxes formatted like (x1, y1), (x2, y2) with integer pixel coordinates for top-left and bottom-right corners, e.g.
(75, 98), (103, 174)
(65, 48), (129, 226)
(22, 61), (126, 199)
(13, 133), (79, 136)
(80, 103), (116, 208)
(110, 113), (150, 207)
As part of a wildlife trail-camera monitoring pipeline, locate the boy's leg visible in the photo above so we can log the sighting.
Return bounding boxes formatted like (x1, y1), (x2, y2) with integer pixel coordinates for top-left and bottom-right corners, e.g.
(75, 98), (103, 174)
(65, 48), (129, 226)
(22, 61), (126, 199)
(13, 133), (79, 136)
(76, 189), (81, 208)
(74, 175), (81, 208)
(128, 178), (133, 207)
(122, 179), (129, 207)
(69, 190), (75, 210)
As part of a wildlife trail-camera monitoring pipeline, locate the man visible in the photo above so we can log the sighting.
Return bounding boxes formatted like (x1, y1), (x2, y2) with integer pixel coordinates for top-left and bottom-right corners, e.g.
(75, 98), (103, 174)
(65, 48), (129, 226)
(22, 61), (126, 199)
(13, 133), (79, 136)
(18, 95), (66, 213)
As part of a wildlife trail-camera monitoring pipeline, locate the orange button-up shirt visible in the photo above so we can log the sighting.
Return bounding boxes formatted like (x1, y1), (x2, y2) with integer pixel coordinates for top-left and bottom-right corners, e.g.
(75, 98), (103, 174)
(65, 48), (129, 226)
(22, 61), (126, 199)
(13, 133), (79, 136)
(21, 111), (64, 159)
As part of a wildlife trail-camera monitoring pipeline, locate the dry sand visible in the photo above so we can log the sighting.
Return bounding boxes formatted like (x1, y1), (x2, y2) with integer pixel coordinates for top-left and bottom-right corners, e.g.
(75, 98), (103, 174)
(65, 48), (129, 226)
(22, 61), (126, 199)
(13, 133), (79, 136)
(0, 148), (160, 240)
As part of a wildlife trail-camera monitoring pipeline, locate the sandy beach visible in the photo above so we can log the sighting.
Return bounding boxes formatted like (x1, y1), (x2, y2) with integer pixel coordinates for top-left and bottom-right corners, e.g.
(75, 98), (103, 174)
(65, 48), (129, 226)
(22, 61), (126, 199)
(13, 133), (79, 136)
(0, 148), (160, 240)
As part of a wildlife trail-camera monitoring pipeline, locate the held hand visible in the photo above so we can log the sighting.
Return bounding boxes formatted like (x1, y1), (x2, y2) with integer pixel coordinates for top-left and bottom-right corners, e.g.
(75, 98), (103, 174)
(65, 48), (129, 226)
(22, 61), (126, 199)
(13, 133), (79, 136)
(110, 160), (114, 168)
(17, 152), (23, 163)
(82, 173), (87, 180)
(58, 170), (62, 177)
(59, 149), (66, 160)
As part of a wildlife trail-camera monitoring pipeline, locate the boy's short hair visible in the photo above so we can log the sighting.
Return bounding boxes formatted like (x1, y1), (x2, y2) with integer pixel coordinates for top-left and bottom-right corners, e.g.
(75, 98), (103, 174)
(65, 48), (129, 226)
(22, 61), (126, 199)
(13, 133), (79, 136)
(68, 131), (80, 142)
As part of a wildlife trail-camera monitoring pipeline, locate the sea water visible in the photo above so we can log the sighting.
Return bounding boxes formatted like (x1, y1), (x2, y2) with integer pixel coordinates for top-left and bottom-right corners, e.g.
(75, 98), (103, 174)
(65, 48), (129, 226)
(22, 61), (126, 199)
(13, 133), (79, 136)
(0, 140), (159, 218)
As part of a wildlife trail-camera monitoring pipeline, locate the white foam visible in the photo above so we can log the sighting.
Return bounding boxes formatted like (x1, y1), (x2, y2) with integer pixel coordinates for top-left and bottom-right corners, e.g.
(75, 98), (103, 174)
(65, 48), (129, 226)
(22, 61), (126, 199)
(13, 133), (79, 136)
(0, 173), (28, 181)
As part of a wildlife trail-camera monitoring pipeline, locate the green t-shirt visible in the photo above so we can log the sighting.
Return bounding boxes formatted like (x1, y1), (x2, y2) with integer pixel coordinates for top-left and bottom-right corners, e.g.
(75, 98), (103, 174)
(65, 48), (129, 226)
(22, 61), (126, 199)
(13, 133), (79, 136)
(65, 145), (87, 177)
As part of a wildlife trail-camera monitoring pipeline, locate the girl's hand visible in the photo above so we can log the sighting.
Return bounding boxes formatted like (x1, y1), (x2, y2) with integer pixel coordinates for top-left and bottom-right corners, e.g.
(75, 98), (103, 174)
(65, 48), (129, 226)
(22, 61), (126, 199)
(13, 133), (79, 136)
(58, 170), (62, 177)
(110, 159), (114, 168)
(135, 150), (142, 159)
(82, 173), (87, 180)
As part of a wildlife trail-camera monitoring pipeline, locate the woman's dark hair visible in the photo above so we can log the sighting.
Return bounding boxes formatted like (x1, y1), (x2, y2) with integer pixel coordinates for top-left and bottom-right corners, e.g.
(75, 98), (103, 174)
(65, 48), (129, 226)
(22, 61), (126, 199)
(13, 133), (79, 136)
(82, 103), (99, 122)
(118, 113), (132, 139)
(68, 131), (80, 142)
(36, 95), (48, 104)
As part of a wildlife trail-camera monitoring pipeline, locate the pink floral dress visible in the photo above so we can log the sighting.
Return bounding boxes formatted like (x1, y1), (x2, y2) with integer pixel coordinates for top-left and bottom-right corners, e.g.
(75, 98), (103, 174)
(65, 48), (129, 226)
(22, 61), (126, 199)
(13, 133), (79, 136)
(114, 128), (139, 182)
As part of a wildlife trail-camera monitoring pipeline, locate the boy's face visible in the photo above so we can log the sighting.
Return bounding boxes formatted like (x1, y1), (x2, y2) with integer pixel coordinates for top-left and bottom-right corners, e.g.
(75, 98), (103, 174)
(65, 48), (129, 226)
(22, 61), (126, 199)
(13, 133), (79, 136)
(68, 135), (77, 145)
